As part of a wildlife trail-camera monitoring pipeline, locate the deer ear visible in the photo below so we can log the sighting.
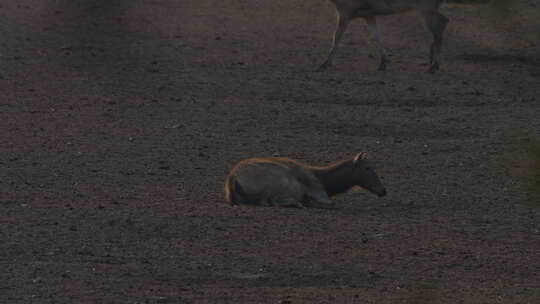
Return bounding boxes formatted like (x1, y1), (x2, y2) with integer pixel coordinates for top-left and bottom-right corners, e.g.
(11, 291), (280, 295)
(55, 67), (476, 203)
(353, 152), (368, 164)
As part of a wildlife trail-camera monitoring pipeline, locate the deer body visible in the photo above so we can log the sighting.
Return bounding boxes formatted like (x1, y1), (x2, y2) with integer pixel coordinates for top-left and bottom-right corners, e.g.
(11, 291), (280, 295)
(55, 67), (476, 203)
(320, 0), (448, 72)
(224, 153), (386, 208)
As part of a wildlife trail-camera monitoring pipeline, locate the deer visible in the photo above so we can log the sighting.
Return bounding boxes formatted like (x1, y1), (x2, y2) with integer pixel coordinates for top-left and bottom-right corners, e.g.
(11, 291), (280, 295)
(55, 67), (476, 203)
(224, 152), (386, 209)
(318, 0), (449, 73)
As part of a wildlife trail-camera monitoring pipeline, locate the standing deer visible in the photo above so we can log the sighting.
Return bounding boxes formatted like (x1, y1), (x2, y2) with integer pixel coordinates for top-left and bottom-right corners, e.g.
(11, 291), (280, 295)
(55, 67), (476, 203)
(224, 152), (386, 209)
(319, 0), (449, 73)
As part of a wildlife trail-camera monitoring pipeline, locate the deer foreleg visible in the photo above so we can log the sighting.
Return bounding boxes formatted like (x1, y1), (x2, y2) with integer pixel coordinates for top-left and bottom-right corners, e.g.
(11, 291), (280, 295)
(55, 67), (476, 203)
(319, 11), (350, 71)
(365, 16), (389, 71)
(269, 195), (306, 208)
(303, 191), (336, 209)
(422, 10), (449, 73)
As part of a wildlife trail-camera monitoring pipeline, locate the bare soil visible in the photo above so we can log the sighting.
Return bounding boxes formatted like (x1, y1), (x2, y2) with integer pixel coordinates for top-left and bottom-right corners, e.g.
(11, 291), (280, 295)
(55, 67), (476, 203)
(1, 0), (539, 303)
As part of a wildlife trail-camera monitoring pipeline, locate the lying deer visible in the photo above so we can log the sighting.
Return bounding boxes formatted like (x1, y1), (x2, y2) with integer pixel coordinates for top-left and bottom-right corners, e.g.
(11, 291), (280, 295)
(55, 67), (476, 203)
(224, 153), (386, 208)
(319, 0), (449, 73)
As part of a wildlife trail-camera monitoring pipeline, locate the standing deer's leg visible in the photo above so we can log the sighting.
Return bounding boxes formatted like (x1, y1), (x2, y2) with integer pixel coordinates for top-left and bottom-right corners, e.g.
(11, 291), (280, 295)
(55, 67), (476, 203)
(422, 10), (449, 73)
(365, 16), (389, 71)
(319, 11), (350, 71)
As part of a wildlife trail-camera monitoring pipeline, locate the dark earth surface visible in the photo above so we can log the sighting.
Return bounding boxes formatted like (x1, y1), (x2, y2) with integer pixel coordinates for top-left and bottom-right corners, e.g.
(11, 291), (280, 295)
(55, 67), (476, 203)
(1, 0), (539, 303)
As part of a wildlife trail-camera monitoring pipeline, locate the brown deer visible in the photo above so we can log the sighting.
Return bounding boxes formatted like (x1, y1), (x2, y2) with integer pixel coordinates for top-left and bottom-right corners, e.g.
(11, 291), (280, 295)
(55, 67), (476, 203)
(319, 0), (449, 73)
(224, 153), (386, 208)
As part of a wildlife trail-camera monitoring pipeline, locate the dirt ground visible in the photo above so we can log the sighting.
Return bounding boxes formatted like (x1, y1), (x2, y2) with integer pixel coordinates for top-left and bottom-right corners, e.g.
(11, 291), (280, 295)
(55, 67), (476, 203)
(1, 0), (539, 303)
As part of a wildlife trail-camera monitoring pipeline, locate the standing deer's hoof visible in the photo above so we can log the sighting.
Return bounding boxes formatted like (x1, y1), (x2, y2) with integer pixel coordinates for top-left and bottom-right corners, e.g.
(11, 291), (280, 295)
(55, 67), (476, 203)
(427, 62), (440, 73)
(377, 57), (389, 71)
(317, 61), (332, 72)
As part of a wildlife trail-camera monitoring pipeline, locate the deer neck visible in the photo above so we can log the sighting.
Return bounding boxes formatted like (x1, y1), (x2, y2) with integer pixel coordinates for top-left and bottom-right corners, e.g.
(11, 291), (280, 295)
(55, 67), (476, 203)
(311, 159), (356, 196)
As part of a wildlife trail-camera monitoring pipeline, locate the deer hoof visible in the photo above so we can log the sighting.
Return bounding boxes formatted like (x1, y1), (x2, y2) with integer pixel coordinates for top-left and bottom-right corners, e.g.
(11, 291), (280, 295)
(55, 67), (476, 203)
(377, 57), (389, 71)
(427, 63), (440, 73)
(317, 62), (332, 72)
